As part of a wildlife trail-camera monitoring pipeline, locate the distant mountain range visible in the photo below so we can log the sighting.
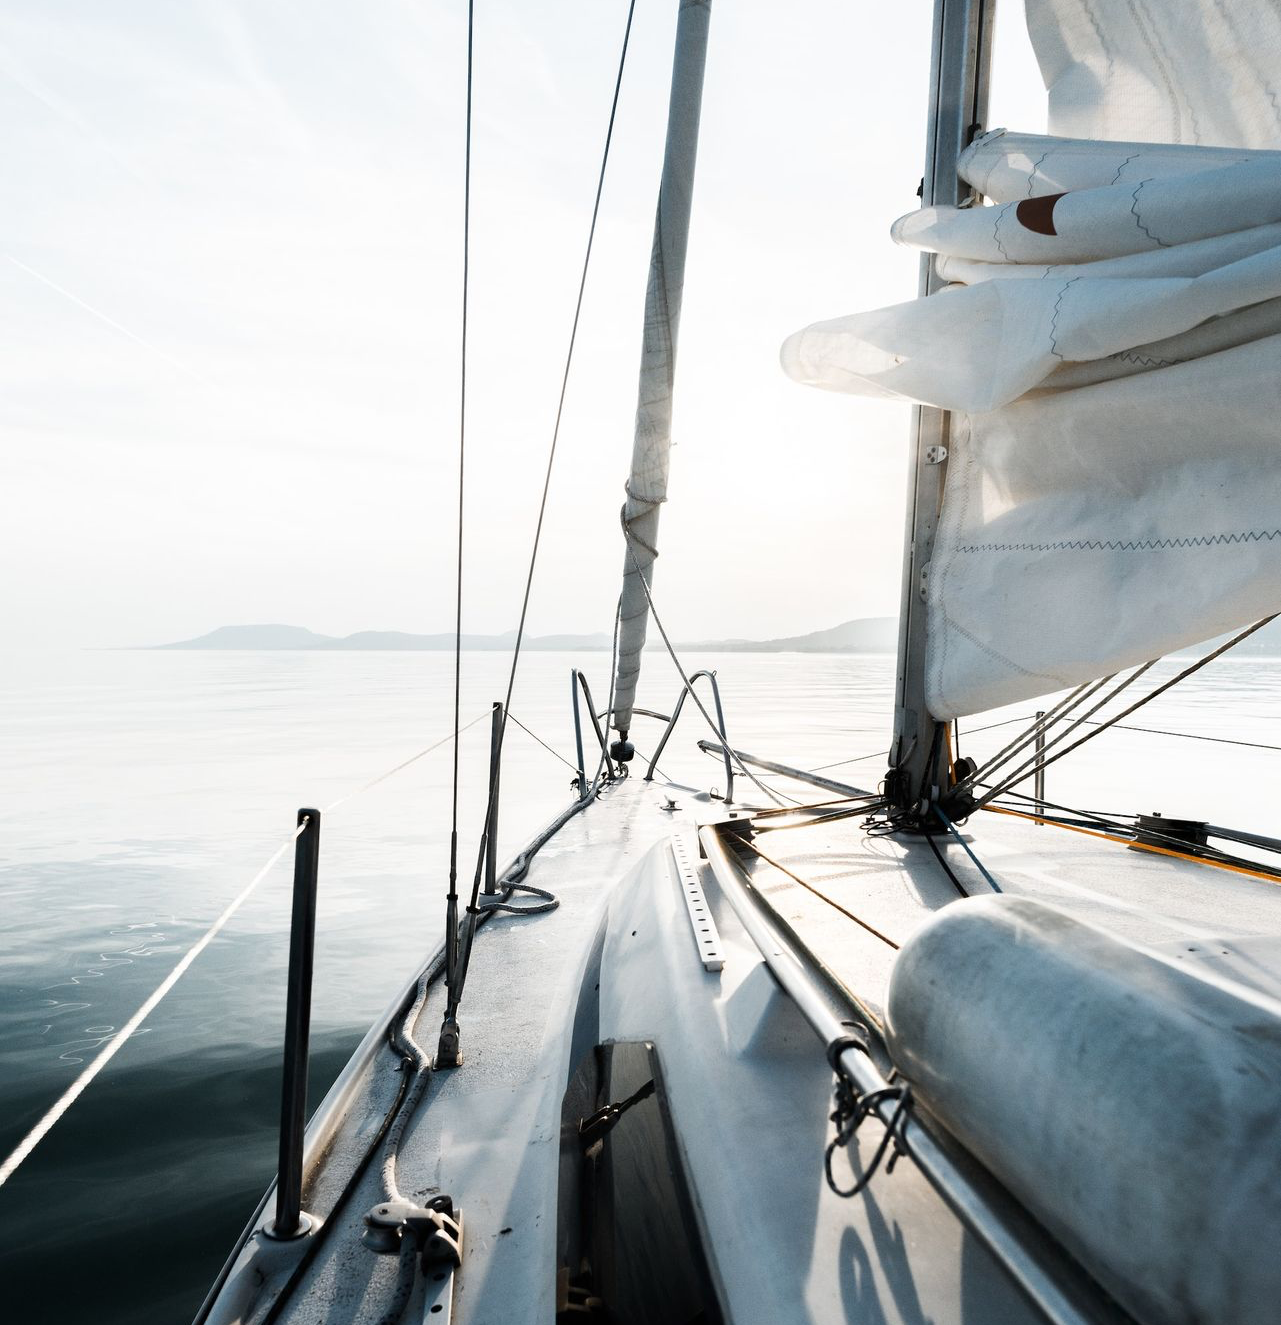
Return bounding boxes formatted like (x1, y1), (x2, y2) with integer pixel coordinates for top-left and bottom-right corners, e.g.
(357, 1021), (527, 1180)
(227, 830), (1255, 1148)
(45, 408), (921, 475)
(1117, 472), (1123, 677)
(146, 615), (1281, 657)
(147, 618), (902, 654)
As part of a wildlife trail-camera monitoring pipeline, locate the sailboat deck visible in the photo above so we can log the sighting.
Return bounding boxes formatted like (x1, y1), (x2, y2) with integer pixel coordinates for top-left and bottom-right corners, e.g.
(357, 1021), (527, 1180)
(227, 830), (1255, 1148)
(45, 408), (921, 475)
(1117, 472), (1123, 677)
(744, 803), (1281, 1029)
(208, 770), (1281, 1325)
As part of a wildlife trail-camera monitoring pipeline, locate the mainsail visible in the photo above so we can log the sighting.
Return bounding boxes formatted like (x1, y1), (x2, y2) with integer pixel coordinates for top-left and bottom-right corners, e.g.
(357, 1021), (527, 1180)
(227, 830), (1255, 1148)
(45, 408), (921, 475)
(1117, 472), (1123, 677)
(784, 0), (1281, 719)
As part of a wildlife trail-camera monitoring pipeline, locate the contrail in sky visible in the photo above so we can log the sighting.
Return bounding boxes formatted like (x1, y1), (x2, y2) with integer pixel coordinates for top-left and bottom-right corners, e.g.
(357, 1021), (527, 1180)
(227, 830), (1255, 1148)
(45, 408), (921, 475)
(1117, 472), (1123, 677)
(6, 252), (209, 384)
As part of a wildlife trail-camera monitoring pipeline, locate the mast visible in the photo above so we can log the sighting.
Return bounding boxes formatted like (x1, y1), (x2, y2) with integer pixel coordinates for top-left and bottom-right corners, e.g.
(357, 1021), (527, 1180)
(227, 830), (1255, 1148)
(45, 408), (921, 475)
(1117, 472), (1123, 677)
(888, 0), (994, 822)
(611, 0), (711, 743)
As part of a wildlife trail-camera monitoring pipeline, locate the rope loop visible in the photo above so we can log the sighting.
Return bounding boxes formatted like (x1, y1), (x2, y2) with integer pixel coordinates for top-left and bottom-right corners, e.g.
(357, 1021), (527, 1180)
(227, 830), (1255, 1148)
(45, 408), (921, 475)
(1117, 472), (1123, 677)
(823, 1074), (913, 1199)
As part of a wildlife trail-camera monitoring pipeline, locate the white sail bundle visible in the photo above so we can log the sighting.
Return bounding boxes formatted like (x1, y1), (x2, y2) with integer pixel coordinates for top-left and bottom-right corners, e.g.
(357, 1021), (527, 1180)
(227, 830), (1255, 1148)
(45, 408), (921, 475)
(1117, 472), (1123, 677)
(783, 0), (1281, 719)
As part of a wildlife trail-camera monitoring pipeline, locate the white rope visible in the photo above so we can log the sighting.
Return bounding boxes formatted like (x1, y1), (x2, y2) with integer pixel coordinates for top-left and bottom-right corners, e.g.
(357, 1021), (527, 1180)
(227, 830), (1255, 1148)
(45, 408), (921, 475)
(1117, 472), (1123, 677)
(0, 717), (484, 1190)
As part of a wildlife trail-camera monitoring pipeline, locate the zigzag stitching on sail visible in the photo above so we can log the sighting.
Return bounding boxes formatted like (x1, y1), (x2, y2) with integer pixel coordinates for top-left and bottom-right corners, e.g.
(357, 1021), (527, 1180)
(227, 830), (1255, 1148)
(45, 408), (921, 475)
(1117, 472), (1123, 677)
(957, 528), (1281, 553)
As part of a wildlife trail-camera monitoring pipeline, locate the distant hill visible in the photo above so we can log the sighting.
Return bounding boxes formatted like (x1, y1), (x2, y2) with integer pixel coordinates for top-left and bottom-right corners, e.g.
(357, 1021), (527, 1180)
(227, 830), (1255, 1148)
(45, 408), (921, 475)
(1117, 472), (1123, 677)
(153, 624), (335, 650)
(146, 614), (1281, 657)
(689, 617), (898, 653)
(146, 618), (900, 653)
(1174, 617), (1281, 657)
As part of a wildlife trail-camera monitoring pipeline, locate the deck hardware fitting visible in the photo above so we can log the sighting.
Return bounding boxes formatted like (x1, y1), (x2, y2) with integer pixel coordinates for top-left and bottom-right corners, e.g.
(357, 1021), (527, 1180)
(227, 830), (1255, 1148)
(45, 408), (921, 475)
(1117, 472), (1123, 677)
(672, 835), (724, 970)
(578, 1077), (657, 1148)
(363, 1194), (464, 1269)
(435, 1017), (463, 1070)
(646, 669), (734, 802)
(925, 445), (948, 464)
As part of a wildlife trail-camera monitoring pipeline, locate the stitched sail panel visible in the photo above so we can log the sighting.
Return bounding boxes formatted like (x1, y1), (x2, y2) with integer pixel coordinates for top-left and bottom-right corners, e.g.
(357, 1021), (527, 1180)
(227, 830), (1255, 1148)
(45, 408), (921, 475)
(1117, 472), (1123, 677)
(780, 2), (1281, 718)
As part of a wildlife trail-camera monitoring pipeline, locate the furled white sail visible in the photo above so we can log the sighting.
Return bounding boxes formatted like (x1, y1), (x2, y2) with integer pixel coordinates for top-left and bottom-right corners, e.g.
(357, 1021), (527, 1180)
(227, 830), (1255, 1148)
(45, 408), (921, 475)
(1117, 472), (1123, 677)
(611, 0), (710, 737)
(782, 2), (1281, 719)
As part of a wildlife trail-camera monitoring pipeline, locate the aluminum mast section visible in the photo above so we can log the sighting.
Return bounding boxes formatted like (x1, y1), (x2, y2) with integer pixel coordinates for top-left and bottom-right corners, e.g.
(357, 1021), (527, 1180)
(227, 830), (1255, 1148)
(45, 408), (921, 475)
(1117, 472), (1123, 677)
(611, 0), (711, 741)
(888, 0), (994, 821)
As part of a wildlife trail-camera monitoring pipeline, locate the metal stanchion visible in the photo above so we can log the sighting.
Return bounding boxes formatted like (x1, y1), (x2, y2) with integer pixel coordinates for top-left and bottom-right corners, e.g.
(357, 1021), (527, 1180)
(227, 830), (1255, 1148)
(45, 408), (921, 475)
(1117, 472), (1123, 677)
(265, 808), (321, 1239)
(484, 702), (502, 895)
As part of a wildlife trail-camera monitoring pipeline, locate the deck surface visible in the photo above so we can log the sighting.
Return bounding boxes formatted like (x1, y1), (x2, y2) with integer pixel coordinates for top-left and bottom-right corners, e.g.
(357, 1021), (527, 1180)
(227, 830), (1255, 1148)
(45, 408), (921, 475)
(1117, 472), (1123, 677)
(742, 802), (1281, 1031)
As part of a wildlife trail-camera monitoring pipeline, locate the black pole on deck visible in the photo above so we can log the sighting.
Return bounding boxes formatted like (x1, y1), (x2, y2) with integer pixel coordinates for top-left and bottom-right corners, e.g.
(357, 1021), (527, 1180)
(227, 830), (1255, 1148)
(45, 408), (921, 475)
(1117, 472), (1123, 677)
(483, 702), (502, 895)
(266, 808), (321, 1239)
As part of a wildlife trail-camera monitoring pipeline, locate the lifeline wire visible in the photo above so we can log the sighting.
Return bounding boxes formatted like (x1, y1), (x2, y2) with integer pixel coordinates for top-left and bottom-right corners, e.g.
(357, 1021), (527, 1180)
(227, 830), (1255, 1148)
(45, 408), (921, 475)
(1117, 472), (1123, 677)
(0, 719), (481, 1191)
(618, 511), (798, 807)
(445, 0), (476, 973)
(975, 615), (1278, 809)
(806, 712), (1039, 776)
(458, 0), (639, 927)
(505, 712), (581, 773)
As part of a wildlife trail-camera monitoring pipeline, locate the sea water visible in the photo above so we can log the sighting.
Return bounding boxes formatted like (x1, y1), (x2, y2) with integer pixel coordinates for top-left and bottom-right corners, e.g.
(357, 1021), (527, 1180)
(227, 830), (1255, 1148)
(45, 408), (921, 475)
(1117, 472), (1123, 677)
(2, 646), (1279, 1323)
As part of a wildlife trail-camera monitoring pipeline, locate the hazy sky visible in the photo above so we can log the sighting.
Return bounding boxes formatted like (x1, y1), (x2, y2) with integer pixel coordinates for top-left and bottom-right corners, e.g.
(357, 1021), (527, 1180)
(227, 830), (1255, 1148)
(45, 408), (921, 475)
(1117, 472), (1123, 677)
(1, 1), (1046, 649)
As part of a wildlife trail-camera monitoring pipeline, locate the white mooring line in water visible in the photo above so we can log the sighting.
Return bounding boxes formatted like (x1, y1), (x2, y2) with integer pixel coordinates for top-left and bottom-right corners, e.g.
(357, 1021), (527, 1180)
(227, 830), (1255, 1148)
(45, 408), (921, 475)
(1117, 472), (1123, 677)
(0, 714), (491, 1190)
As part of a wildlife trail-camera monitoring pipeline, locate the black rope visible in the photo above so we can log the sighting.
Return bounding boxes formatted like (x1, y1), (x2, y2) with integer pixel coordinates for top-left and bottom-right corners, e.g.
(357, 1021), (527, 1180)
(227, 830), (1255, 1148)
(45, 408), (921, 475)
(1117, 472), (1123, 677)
(986, 787), (1281, 877)
(933, 803), (1002, 892)
(735, 836), (901, 949)
(824, 1076), (913, 1198)
(923, 827), (969, 898)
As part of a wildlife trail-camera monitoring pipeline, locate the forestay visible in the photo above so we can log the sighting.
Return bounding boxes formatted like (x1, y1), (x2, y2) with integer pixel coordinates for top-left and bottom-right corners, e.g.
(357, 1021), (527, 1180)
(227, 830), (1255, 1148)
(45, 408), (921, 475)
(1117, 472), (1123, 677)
(782, 0), (1281, 719)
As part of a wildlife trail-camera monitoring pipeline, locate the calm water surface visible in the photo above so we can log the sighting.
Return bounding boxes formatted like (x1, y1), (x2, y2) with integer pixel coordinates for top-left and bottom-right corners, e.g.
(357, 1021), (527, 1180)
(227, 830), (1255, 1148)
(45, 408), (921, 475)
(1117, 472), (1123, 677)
(2, 647), (1280, 1321)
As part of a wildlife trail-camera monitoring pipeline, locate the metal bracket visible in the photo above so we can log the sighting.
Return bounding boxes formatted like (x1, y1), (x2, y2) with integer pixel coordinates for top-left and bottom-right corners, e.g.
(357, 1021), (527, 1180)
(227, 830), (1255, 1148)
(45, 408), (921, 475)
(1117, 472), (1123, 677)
(925, 444), (948, 464)
(672, 835), (724, 971)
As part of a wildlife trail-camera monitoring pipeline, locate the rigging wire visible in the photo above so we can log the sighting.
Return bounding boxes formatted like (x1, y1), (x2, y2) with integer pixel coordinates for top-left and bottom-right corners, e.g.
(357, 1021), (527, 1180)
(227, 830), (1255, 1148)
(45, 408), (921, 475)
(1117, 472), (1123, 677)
(968, 663), (1157, 801)
(974, 616), (1278, 810)
(955, 676), (1110, 793)
(436, 3), (638, 1042)
(462, 0), (638, 907)
(618, 513), (799, 807)
(444, 0), (476, 992)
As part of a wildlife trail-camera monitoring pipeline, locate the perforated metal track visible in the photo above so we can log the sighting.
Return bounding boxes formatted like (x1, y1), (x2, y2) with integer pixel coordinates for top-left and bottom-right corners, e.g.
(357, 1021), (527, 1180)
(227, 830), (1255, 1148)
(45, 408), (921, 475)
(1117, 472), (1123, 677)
(671, 834), (724, 971)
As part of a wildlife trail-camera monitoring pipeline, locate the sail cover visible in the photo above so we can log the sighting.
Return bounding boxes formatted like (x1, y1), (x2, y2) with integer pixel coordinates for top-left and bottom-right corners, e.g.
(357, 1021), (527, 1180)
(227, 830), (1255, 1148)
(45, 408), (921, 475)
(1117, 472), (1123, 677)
(783, 0), (1281, 719)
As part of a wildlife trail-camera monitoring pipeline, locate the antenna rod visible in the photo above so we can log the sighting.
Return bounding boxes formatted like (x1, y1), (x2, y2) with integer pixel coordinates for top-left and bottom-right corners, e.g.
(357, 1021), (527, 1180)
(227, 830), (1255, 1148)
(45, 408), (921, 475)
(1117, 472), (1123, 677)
(611, 0), (712, 742)
(887, 0), (995, 823)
